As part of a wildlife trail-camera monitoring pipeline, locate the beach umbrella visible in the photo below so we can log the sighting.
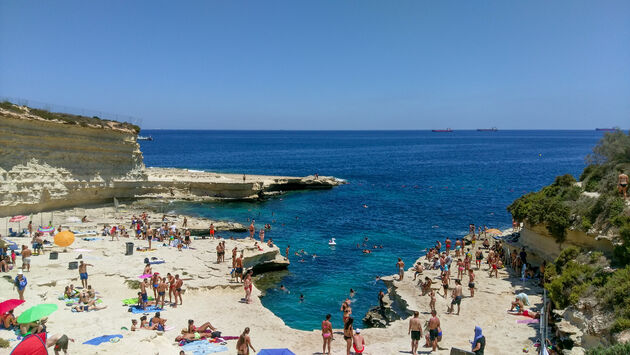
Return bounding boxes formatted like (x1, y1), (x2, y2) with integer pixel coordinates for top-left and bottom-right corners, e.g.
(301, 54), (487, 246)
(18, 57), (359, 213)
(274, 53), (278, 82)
(486, 228), (502, 236)
(257, 350), (296, 355)
(38, 226), (55, 234)
(9, 333), (47, 355)
(9, 215), (28, 233)
(0, 299), (25, 314)
(53, 230), (75, 247)
(17, 303), (58, 324)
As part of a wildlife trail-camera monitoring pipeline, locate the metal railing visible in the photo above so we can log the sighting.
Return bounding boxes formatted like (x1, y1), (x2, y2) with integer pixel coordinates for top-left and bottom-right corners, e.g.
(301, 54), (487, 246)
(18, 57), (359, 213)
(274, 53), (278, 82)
(539, 289), (549, 354)
(0, 96), (143, 127)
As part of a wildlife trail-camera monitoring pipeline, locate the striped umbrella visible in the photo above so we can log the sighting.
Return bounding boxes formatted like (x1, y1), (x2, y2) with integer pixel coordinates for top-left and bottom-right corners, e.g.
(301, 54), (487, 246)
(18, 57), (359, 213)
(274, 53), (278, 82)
(38, 226), (55, 233)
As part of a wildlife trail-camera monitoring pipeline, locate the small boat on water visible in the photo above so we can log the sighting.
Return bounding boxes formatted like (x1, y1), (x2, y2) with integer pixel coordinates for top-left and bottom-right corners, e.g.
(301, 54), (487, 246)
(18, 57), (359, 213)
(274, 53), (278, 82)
(328, 238), (337, 246)
(138, 136), (153, 141)
(432, 128), (453, 132)
(595, 128), (617, 132)
(477, 127), (498, 132)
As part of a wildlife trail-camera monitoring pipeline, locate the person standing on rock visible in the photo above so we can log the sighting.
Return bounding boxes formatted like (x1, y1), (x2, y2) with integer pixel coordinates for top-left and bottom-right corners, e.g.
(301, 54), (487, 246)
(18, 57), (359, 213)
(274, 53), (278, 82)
(236, 327), (255, 355)
(78, 261), (93, 289)
(428, 310), (441, 352)
(243, 270), (253, 304)
(209, 223), (215, 239)
(408, 311), (422, 355)
(21, 245), (32, 272)
(321, 314), (333, 355)
(14, 272), (27, 300)
(249, 220), (255, 239)
(343, 317), (354, 355)
(396, 258), (405, 281)
(468, 268), (476, 297)
(235, 253), (243, 283)
(447, 279), (463, 315)
(285, 245), (290, 259)
(259, 228), (265, 243)
(619, 170), (628, 199)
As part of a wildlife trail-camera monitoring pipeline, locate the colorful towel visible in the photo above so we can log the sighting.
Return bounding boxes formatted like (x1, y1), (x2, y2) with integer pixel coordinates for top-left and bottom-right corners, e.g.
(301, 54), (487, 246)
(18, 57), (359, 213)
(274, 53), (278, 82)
(122, 297), (154, 305)
(517, 319), (539, 324)
(149, 260), (165, 265)
(138, 274), (153, 279)
(83, 334), (123, 345)
(180, 341), (228, 354)
(129, 305), (165, 314)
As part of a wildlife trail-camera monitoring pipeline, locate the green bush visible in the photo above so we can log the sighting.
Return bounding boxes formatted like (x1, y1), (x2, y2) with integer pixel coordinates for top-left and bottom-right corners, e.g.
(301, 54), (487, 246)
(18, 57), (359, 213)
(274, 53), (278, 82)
(548, 260), (596, 308)
(597, 266), (630, 332)
(587, 342), (630, 355)
(587, 131), (630, 164)
(581, 217), (593, 231)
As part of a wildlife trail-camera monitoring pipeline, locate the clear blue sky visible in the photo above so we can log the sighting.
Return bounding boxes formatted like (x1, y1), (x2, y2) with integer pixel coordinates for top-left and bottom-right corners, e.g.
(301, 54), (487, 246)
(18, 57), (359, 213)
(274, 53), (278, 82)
(1, 1), (629, 130)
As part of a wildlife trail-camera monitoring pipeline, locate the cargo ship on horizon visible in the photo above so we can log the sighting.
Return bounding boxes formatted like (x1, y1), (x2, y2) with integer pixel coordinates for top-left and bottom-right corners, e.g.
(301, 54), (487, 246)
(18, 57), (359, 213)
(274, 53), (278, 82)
(477, 127), (498, 132)
(431, 128), (453, 132)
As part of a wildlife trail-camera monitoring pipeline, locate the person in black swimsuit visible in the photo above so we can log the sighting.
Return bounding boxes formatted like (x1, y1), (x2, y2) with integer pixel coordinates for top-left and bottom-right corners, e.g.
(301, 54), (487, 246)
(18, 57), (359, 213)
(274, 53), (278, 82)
(343, 317), (354, 355)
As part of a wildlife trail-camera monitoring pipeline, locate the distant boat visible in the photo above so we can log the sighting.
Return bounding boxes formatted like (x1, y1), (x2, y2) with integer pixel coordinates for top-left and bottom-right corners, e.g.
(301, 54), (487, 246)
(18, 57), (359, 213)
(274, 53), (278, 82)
(138, 136), (153, 141)
(432, 128), (453, 132)
(595, 128), (617, 132)
(477, 127), (498, 132)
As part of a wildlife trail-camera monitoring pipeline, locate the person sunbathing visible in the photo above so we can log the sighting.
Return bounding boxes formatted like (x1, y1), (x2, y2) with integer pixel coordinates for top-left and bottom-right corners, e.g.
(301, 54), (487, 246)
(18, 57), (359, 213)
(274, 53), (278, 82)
(510, 298), (525, 312)
(151, 312), (167, 331)
(509, 308), (541, 319)
(20, 317), (47, 335)
(63, 286), (74, 299)
(2, 310), (17, 329)
(187, 319), (217, 333)
(72, 304), (107, 312)
(140, 315), (158, 330)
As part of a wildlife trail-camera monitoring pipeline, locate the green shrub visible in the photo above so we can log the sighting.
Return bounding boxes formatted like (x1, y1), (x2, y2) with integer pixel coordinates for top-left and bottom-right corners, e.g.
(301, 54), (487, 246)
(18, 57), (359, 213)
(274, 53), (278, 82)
(587, 342), (630, 355)
(548, 260), (595, 308)
(554, 174), (577, 187)
(587, 131), (630, 164)
(581, 217), (593, 231)
(608, 197), (626, 221)
(611, 318), (630, 334)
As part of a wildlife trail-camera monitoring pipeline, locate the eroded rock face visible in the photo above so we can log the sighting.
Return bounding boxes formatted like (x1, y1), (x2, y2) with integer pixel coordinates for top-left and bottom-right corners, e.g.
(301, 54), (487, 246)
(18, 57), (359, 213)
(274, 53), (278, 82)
(0, 110), (345, 216)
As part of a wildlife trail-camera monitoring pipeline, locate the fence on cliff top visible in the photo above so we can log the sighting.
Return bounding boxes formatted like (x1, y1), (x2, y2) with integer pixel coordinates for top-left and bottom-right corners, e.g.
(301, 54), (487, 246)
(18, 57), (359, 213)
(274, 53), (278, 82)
(0, 96), (143, 128)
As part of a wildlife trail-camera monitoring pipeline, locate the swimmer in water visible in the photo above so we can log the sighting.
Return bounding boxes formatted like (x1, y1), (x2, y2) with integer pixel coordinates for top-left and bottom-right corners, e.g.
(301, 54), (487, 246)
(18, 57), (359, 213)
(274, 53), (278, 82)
(280, 285), (289, 293)
(350, 289), (355, 298)
(300, 294), (304, 302)
(312, 254), (317, 259)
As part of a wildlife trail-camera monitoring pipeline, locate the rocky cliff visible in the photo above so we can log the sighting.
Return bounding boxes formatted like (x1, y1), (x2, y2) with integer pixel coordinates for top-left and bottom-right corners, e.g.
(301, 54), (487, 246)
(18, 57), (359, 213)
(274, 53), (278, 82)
(0, 103), (345, 217)
(0, 105), (146, 216)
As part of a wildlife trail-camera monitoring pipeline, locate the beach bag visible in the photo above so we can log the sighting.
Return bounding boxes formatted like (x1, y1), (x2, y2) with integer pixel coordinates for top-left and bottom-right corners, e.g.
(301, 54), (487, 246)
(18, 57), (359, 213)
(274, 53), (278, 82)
(211, 331), (221, 338)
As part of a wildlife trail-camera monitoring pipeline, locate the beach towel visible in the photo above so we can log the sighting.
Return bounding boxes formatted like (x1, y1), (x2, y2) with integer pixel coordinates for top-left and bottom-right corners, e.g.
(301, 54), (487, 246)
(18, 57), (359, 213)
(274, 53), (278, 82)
(149, 260), (165, 265)
(82, 237), (103, 241)
(83, 334), (123, 345)
(516, 319), (539, 324)
(122, 297), (154, 305)
(128, 305), (164, 314)
(180, 341), (228, 354)
(138, 274), (153, 279)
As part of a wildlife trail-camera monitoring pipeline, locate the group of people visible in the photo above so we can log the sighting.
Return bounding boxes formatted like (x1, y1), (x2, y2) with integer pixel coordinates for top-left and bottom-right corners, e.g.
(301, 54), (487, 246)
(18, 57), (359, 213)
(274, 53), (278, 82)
(140, 264), (184, 309)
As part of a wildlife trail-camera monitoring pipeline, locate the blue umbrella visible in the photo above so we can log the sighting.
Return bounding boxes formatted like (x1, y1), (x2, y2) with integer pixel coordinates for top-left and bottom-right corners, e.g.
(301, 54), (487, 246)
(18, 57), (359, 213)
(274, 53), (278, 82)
(257, 349), (296, 355)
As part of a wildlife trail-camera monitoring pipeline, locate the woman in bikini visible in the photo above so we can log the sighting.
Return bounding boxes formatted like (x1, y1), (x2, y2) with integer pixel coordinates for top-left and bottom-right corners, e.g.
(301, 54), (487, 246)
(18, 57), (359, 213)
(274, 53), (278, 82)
(167, 273), (175, 304)
(343, 317), (354, 355)
(236, 327), (255, 355)
(187, 319), (217, 334)
(321, 314), (333, 355)
(456, 259), (464, 280)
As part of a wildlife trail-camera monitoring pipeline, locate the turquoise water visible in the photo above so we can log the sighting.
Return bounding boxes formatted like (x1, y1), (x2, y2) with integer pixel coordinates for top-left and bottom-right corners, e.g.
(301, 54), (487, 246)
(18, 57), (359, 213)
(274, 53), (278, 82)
(140, 130), (601, 330)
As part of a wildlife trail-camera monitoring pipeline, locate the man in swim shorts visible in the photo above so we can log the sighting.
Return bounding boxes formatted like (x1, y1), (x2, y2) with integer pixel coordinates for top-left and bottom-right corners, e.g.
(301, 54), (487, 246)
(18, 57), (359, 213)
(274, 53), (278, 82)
(619, 170), (628, 199)
(78, 261), (93, 289)
(428, 310), (440, 352)
(397, 258), (405, 281)
(352, 328), (365, 354)
(21, 245), (32, 272)
(447, 279), (463, 315)
(408, 311), (422, 355)
(140, 279), (149, 309)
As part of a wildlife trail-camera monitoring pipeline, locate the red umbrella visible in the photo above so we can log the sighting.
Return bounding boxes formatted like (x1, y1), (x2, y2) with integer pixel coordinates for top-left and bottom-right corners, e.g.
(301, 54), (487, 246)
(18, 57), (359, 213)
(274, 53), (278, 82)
(9, 216), (28, 223)
(0, 299), (25, 314)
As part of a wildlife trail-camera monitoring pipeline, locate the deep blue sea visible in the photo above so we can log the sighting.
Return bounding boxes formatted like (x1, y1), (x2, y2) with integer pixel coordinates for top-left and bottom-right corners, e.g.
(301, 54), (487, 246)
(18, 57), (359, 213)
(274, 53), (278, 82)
(140, 130), (601, 330)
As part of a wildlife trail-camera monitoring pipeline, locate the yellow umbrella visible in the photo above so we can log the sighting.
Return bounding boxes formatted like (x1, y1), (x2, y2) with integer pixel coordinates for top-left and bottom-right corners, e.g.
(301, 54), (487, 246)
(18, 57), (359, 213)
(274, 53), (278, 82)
(486, 228), (503, 235)
(54, 230), (75, 247)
